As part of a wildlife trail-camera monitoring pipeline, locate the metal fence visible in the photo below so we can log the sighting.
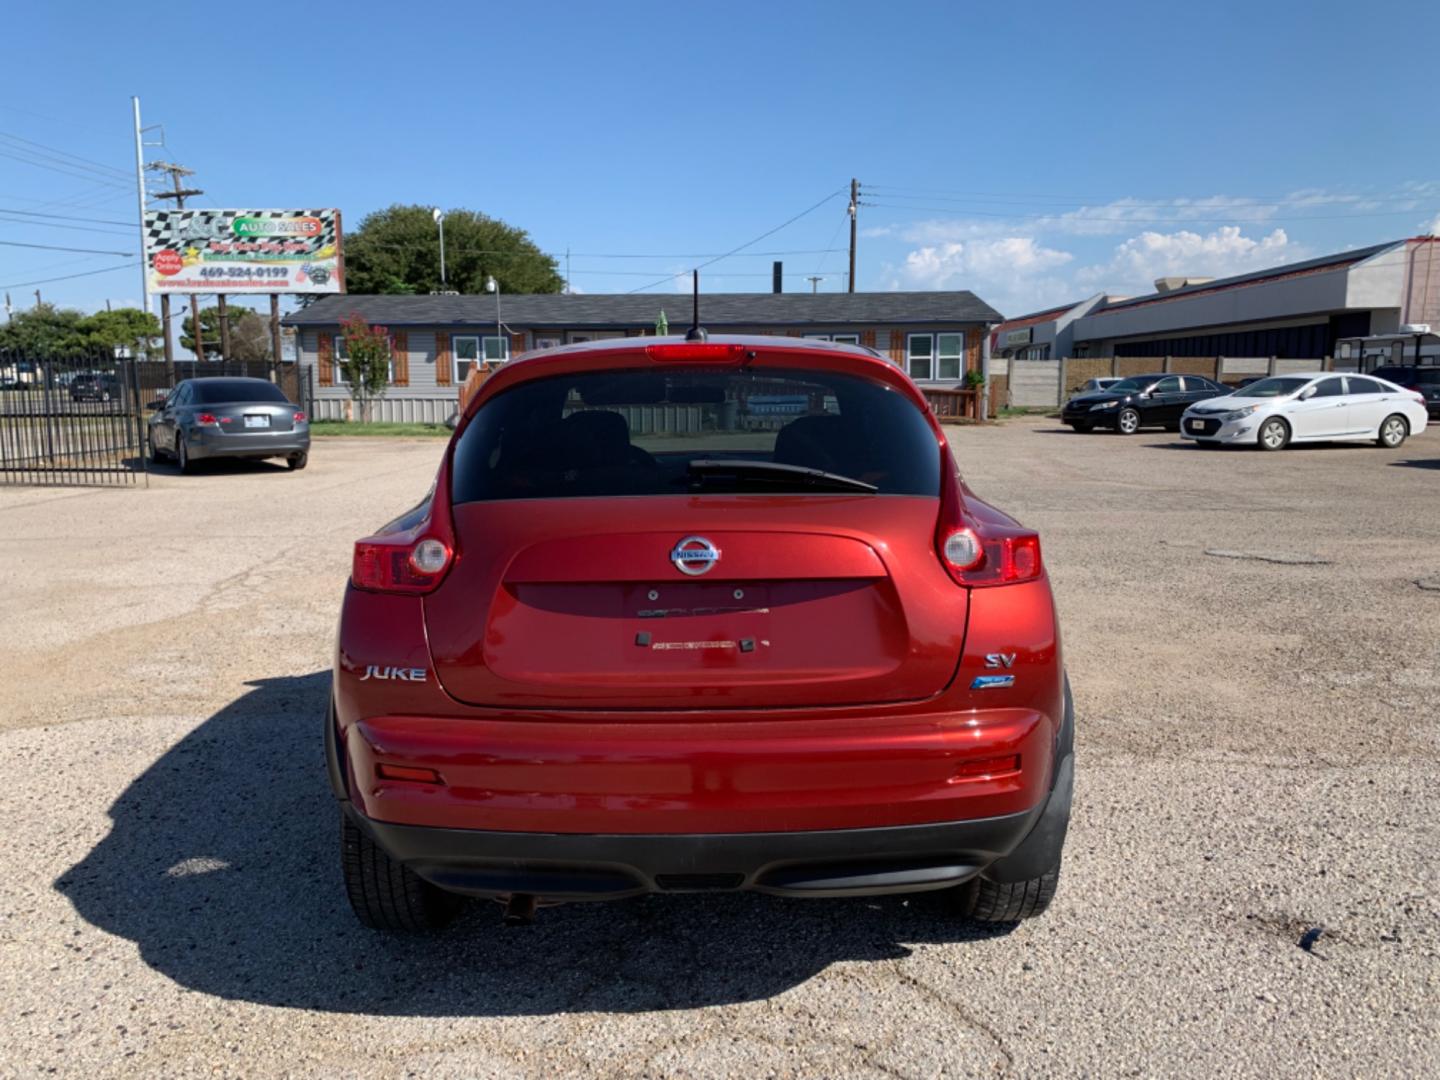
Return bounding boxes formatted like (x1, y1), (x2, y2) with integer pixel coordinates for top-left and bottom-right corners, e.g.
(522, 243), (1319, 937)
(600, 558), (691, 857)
(0, 351), (307, 487)
(0, 349), (148, 487)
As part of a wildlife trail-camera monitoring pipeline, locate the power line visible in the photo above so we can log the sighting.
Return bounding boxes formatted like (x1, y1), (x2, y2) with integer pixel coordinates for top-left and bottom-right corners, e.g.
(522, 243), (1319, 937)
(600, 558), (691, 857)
(0, 141), (131, 190)
(0, 261), (139, 290)
(0, 206), (136, 227)
(0, 130), (131, 180)
(0, 214), (135, 238)
(625, 188), (847, 294)
(860, 201), (1432, 224)
(0, 238), (134, 255)
(865, 183), (1435, 206)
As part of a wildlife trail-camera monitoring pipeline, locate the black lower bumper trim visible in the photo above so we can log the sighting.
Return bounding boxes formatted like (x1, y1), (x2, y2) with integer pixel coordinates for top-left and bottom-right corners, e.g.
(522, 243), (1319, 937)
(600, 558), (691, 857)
(342, 801), (1045, 900)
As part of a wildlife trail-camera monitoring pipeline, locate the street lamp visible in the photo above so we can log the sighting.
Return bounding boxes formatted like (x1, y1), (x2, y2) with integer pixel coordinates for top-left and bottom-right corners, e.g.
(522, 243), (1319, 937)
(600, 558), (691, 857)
(486, 275), (502, 362)
(432, 208), (446, 288)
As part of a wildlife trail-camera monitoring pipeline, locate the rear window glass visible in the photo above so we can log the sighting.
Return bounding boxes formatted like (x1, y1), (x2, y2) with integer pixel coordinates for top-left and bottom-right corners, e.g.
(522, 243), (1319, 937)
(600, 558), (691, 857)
(1373, 367), (1439, 383)
(190, 379), (289, 404)
(451, 366), (940, 502)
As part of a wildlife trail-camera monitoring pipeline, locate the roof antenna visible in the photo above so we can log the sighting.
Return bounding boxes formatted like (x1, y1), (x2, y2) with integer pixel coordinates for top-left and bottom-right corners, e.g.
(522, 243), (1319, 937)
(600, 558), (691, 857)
(684, 269), (707, 341)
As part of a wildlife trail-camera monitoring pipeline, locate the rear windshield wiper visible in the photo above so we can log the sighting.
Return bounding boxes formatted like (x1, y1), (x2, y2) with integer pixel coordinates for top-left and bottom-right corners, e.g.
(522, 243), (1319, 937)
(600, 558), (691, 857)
(686, 458), (878, 494)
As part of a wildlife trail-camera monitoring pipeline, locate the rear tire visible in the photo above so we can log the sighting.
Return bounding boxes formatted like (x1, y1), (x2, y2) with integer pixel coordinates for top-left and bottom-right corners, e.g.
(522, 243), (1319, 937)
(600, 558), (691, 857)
(1257, 417), (1289, 451)
(287, 450), (308, 470)
(1377, 414), (1408, 449)
(176, 433), (195, 474)
(960, 867), (1062, 923)
(340, 812), (465, 932)
(1116, 407), (1140, 435)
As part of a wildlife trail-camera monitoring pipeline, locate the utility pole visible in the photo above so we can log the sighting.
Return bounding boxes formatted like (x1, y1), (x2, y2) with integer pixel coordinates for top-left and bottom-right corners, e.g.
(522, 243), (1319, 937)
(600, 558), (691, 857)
(131, 98), (152, 317)
(807, 275), (823, 294)
(148, 161), (205, 367)
(848, 178), (859, 294)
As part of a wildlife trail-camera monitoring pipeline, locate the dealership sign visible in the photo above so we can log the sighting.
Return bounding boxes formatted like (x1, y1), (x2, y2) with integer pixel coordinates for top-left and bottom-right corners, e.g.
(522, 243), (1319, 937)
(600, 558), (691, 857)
(1004, 328), (1033, 347)
(143, 209), (344, 295)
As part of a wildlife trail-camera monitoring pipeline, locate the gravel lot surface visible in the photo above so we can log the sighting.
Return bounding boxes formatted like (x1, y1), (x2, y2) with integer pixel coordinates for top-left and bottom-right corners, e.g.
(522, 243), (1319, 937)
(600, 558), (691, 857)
(1, 423), (1437, 1078)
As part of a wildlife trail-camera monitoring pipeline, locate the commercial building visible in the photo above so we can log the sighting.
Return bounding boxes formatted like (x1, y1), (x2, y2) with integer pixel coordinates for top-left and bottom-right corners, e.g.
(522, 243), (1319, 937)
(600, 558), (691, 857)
(284, 290), (1001, 421)
(1069, 236), (1439, 363)
(992, 295), (1109, 361)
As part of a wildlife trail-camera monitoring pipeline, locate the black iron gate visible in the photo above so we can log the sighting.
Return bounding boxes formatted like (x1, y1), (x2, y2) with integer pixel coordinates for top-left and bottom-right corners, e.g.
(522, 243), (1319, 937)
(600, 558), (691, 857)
(0, 349), (149, 487)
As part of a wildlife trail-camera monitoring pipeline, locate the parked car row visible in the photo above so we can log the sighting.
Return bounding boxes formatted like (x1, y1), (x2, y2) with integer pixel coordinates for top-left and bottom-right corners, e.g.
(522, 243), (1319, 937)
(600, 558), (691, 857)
(1062, 370), (1430, 450)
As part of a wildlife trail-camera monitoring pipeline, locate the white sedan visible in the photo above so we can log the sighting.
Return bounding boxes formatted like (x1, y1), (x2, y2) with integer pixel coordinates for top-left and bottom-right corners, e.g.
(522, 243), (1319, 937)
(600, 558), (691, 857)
(1179, 372), (1428, 451)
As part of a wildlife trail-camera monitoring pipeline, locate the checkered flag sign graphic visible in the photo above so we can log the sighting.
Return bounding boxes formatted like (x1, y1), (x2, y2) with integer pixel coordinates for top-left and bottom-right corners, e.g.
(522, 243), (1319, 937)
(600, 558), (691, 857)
(142, 209), (338, 254)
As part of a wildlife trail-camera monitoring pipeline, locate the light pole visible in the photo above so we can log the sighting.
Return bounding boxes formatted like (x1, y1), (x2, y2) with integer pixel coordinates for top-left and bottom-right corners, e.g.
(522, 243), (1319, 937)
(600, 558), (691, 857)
(486, 275), (502, 362)
(432, 208), (447, 289)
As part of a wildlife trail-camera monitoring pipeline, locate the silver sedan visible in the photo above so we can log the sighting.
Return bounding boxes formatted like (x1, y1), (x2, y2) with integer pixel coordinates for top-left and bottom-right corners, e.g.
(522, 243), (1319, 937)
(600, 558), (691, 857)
(147, 376), (310, 473)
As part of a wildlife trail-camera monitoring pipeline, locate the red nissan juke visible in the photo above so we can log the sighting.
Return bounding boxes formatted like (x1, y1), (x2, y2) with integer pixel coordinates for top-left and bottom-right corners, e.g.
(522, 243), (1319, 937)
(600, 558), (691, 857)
(328, 335), (1073, 931)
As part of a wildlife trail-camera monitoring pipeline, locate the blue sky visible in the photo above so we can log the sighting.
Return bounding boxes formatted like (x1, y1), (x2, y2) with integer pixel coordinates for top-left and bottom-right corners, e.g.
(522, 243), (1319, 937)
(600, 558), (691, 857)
(3, 0), (1438, 326)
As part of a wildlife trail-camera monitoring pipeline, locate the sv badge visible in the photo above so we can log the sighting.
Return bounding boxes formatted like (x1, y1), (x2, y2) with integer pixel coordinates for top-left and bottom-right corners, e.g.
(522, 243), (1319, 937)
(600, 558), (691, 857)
(984, 653), (1017, 669)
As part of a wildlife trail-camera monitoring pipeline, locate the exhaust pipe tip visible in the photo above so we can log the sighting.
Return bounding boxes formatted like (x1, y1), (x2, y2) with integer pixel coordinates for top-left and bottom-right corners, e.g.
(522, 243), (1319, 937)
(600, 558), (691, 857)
(502, 893), (538, 926)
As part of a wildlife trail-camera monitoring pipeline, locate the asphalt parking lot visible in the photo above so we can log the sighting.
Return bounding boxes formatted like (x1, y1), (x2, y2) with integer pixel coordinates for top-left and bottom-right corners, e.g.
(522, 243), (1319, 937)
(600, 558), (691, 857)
(1, 421), (1437, 1078)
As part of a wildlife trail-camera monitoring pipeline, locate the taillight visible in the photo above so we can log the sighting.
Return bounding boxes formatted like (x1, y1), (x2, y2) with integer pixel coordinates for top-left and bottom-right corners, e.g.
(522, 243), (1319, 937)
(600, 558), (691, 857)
(352, 536), (452, 594)
(939, 527), (1043, 586)
(351, 456), (458, 595)
(935, 459), (1043, 587)
(196, 412), (219, 425)
(293, 411), (307, 423)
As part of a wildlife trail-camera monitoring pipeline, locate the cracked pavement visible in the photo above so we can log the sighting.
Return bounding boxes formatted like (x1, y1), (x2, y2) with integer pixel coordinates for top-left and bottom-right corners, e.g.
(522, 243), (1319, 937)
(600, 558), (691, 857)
(1, 424), (1437, 1078)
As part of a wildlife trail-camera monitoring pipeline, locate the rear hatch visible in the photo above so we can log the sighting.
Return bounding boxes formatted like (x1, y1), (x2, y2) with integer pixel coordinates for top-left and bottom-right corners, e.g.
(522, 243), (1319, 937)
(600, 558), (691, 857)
(423, 358), (968, 711)
(425, 497), (966, 709)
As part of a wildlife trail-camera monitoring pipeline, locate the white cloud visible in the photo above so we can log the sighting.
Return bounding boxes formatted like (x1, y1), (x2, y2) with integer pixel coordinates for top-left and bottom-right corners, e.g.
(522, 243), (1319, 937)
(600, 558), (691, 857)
(860, 225), (894, 239)
(1425, 212), (1440, 237)
(891, 237), (1076, 315)
(1075, 226), (1300, 294)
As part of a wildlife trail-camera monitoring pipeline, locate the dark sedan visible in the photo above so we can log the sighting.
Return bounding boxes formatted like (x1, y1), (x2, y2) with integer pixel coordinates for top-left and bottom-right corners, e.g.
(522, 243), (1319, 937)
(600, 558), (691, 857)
(70, 372), (122, 403)
(1369, 365), (1440, 419)
(1061, 373), (1229, 434)
(147, 377), (310, 473)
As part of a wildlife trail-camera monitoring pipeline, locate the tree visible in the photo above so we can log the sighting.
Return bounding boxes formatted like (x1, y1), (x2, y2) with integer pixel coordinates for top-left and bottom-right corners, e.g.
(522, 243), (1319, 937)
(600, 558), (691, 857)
(342, 204), (564, 296)
(181, 306), (223, 358)
(82, 308), (161, 359)
(0, 303), (89, 357)
(338, 313), (391, 422)
(229, 310), (273, 362)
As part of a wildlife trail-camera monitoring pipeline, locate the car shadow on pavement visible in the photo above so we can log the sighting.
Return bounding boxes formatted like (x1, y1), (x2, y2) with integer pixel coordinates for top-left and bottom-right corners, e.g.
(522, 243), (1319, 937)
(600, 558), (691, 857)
(1390, 457), (1440, 470)
(56, 671), (1011, 1017)
(130, 455), (292, 477)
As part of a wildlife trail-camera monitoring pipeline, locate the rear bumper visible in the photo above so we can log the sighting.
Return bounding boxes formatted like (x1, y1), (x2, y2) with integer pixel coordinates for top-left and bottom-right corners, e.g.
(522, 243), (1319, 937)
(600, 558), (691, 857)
(325, 683), (1074, 900)
(189, 427), (309, 459)
(340, 797), (1048, 899)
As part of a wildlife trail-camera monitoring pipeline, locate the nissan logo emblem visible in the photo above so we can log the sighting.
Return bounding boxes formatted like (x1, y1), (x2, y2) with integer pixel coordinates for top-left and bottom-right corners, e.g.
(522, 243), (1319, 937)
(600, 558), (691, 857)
(671, 536), (720, 576)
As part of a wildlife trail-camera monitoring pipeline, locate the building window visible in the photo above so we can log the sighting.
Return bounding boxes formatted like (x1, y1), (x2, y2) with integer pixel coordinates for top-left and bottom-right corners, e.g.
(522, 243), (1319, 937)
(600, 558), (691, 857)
(907, 334), (934, 380)
(333, 337), (394, 383)
(802, 333), (861, 344)
(454, 335), (510, 383)
(937, 333), (964, 380)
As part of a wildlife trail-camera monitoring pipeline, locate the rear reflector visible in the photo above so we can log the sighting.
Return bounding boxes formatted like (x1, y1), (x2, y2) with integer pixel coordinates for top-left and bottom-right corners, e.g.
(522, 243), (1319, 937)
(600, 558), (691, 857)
(951, 755), (1021, 781)
(376, 763), (444, 785)
(645, 343), (748, 362)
